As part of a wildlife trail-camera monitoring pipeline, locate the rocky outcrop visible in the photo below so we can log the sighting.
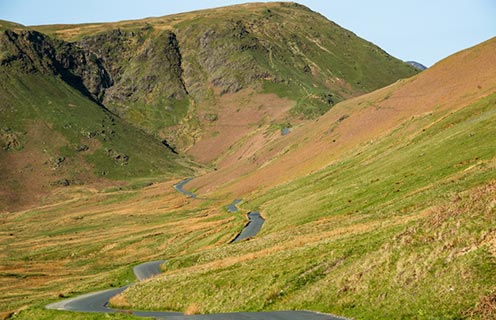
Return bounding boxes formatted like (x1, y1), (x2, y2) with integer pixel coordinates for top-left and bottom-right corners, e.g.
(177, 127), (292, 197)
(79, 29), (144, 83)
(96, 30), (188, 106)
(106, 149), (129, 165)
(179, 19), (271, 97)
(0, 29), (111, 102)
(0, 128), (22, 151)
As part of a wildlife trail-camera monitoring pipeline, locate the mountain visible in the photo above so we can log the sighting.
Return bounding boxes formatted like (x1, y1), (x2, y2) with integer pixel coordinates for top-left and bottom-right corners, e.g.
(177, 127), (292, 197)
(32, 2), (418, 160)
(4, 3), (494, 320)
(188, 36), (495, 196)
(0, 29), (192, 211)
(116, 38), (496, 318)
(406, 60), (427, 70)
(0, 2), (418, 211)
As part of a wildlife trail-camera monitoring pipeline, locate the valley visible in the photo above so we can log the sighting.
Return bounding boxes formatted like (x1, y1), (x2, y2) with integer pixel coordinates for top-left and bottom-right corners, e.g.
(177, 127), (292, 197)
(0, 2), (495, 320)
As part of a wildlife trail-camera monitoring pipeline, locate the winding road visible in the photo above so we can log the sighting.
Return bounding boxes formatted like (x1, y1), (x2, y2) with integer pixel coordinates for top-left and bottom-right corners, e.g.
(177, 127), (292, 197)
(231, 212), (265, 243)
(173, 178), (197, 198)
(223, 198), (265, 243)
(45, 179), (345, 319)
(46, 261), (182, 317)
(174, 180), (265, 243)
(226, 199), (242, 213)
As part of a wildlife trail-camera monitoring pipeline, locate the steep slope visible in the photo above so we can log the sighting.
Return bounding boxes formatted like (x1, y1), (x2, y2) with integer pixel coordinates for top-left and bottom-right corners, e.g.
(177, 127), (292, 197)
(189, 37), (496, 196)
(116, 38), (496, 318)
(0, 28), (192, 211)
(33, 2), (418, 163)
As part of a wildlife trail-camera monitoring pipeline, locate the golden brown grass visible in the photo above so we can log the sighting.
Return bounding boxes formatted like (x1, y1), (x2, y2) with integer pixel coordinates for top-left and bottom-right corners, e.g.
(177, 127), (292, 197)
(184, 303), (202, 315)
(0, 179), (239, 312)
(109, 293), (131, 309)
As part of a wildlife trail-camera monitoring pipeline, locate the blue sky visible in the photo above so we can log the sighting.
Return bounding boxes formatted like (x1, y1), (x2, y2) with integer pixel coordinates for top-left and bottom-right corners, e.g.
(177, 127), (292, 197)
(1, 0), (494, 66)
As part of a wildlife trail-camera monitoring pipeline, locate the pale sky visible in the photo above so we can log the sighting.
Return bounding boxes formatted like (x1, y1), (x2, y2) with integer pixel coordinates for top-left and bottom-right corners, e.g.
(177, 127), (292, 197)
(1, 0), (495, 66)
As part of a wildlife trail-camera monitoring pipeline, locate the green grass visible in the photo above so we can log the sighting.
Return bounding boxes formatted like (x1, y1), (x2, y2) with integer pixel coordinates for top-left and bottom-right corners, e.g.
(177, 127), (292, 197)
(118, 93), (496, 318)
(261, 80), (334, 119)
(0, 69), (191, 181)
(9, 309), (141, 320)
(116, 98), (190, 135)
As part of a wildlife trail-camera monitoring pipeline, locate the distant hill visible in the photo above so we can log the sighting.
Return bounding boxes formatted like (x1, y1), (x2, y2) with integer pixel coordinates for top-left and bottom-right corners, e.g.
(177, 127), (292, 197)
(406, 60), (428, 70)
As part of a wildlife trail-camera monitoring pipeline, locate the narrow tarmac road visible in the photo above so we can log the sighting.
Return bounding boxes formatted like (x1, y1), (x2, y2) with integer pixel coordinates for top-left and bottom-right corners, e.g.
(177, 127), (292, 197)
(133, 260), (165, 281)
(46, 261), (182, 317)
(226, 199), (242, 212)
(173, 178), (197, 198)
(231, 212), (265, 243)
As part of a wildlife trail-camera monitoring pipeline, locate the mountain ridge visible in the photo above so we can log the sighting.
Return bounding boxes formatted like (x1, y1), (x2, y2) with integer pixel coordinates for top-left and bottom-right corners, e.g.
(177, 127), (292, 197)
(30, 2), (418, 151)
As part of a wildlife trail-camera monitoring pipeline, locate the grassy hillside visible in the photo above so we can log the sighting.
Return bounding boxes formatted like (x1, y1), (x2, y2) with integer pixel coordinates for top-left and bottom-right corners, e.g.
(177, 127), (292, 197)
(32, 2), (418, 160)
(188, 36), (496, 197)
(0, 21), (25, 33)
(111, 39), (496, 319)
(0, 67), (191, 211)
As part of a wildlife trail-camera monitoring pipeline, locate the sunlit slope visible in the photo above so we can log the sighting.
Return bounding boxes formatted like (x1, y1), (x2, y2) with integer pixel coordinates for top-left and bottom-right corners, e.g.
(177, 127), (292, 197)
(117, 38), (496, 319)
(189, 37), (496, 197)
